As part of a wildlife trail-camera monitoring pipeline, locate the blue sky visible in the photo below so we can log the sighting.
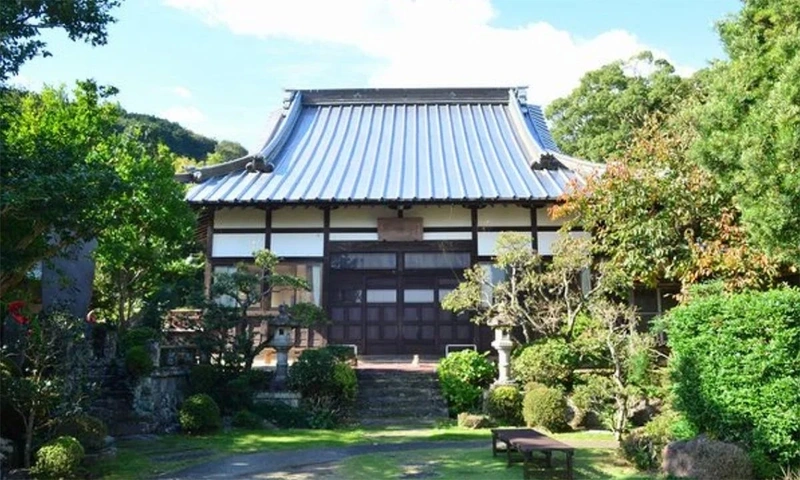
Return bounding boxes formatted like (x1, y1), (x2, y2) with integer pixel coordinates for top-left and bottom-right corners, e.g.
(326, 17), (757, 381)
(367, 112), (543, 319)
(14, 0), (740, 151)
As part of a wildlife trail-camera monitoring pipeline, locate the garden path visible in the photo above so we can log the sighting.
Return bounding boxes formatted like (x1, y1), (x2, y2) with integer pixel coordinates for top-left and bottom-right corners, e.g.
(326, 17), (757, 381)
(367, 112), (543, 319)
(157, 437), (616, 479)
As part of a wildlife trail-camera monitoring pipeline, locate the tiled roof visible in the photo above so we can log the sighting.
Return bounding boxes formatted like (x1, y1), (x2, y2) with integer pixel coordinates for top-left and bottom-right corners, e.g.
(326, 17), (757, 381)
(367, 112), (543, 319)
(184, 88), (593, 204)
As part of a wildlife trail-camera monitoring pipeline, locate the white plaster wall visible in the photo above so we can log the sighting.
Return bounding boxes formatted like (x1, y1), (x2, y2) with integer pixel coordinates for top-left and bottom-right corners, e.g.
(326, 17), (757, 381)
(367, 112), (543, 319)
(477, 205), (531, 228)
(410, 205), (471, 227)
(212, 233), (265, 257)
(478, 231), (533, 256)
(330, 206), (396, 228)
(329, 232), (380, 241)
(536, 206), (575, 227)
(537, 231), (589, 255)
(270, 233), (324, 257)
(272, 207), (324, 228)
(422, 231), (472, 241)
(214, 207), (265, 229)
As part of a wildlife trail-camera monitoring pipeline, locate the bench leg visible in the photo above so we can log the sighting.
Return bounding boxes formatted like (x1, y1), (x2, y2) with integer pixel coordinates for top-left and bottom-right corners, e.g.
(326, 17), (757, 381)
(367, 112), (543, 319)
(565, 451), (574, 480)
(522, 451), (533, 480)
(544, 451), (552, 468)
(506, 443), (513, 467)
(492, 434), (497, 457)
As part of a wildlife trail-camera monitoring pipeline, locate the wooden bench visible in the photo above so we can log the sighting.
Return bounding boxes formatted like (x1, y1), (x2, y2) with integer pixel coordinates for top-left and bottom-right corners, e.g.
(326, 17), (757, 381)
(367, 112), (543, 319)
(492, 428), (575, 480)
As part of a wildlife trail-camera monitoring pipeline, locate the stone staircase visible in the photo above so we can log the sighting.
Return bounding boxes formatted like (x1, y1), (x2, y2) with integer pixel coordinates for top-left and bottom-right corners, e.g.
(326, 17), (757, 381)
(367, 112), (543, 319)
(355, 364), (449, 427)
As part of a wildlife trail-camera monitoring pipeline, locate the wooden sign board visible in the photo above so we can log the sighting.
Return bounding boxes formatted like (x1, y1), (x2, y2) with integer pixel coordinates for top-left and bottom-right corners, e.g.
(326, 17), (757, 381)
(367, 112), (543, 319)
(377, 217), (423, 242)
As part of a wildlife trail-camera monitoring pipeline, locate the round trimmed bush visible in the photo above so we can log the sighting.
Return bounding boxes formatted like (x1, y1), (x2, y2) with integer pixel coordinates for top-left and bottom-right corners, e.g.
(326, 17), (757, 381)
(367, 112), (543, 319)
(232, 410), (264, 429)
(511, 338), (577, 389)
(437, 350), (497, 415)
(125, 345), (154, 378)
(179, 393), (222, 434)
(53, 414), (108, 453)
(32, 436), (84, 479)
(485, 385), (523, 426)
(287, 349), (358, 427)
(522, 385), (569, 432)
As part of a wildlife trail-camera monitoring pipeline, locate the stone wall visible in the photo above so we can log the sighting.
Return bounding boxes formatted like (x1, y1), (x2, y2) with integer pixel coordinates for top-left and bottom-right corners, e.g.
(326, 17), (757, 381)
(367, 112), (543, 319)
(131, 366), (189, 434)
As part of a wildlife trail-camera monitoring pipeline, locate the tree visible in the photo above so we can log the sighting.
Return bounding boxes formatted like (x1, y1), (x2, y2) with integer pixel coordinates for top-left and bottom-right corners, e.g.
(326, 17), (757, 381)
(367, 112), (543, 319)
(1, 309), (94, 468)
(92, 141), (196, 330)
(197, 250), (327, 372)
(690, 0), (800, 264)
(442, 232), (655, 440)
(0, 0), (122, 82)
(546, 51), (691, 162)
(205, 140), (247, 165)
(0, 82), (125, 297)
(118, 111), (217, 162)
(552, 117), (779, 291)
(442, 232), (604, 344)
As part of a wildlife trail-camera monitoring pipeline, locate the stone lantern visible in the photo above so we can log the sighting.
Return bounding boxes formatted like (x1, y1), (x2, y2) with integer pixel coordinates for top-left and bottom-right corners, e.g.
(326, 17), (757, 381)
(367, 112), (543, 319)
(487, 309), (515, 386)
(268, 305), (295, 391)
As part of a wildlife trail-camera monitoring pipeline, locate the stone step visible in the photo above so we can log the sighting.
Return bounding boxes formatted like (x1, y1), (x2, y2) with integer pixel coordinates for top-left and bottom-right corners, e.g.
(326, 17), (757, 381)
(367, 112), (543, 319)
(355, 366), (449, 426)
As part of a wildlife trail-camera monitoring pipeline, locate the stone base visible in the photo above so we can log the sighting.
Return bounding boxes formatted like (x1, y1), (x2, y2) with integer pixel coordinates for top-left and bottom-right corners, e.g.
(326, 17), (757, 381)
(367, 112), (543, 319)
(254, 391), (301, 408)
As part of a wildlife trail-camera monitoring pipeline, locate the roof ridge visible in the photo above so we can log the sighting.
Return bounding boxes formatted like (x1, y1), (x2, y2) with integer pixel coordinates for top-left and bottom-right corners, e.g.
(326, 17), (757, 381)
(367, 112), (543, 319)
(297, 87), (525, 105)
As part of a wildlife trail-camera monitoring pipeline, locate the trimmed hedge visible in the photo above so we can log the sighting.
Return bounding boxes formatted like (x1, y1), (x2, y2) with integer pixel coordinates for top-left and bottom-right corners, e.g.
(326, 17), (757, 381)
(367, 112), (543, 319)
(667, 287), (800, 477)
(485, 385), (523, 426)
(437, 350), (497, 415)
(511, 338), (577, 389)
(179, 394), (222, 435)
(32, 436), (84, 479)
(522, 384), (568, 432)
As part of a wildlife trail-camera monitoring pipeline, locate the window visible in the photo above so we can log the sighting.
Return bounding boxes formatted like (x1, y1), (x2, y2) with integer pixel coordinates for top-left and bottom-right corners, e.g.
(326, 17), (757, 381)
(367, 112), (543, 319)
(270, 262), (322, 308)
(331, 253), (396, 270)
(212, 264), (262, 309)
(630, 285), (680, 342)
(404, 252), (471, 270)
(479, 262), (507, 305)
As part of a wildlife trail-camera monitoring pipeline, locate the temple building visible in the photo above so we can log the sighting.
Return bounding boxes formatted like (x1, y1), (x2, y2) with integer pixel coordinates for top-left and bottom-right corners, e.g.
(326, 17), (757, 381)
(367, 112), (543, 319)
(179, 87), (602, 356)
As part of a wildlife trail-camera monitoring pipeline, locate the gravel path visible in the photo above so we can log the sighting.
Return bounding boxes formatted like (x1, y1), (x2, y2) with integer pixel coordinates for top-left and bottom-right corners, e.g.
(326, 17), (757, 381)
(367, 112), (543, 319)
(159, 440), (487, 480)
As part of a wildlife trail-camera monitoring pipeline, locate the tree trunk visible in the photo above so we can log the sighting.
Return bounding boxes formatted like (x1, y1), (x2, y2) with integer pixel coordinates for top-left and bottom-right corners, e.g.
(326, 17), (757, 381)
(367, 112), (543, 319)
(23, 409), (35, 468)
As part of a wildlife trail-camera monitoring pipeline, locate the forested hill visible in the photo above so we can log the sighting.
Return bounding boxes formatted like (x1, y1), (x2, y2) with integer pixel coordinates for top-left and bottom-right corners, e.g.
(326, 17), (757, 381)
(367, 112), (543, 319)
(118, 111), (247, 164)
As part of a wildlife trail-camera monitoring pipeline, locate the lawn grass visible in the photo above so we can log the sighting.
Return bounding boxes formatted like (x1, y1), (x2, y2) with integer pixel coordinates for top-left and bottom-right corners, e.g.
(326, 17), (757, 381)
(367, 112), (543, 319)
(90, 427), (620, 479)
(338, 447), (656, 480)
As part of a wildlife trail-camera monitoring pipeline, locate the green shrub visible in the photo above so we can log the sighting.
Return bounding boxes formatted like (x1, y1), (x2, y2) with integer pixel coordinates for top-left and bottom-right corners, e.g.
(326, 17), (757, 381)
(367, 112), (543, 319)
(125, 345), (154, 378)
(189, 364), (223, 396)
(252, 402), (309, 429)
(522, 384), (568, 432)
(570, 374), (616, 428)
(53, 414), (108, 453)
(232, 410), (264, 429)
(32, 436), (84, 479)
(179, 393), (222, 435)
(322, 345), (357, 365)
(287, 349), (358, 427)
(511, 338), (577, 389)
(437, 350), (497, 415)
(120, 326), (158, 352)
(667, 287), (800, 477)
(224, 375), (254, 413)
(485, 385), (523, 426)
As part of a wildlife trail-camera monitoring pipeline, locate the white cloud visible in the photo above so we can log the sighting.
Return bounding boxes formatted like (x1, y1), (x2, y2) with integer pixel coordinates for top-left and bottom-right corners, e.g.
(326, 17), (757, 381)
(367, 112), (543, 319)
(160, 105), (206, 126)
(172, 86), (193, 98)
(8, 74), (42, 91)
(164, 0), (693, 106)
